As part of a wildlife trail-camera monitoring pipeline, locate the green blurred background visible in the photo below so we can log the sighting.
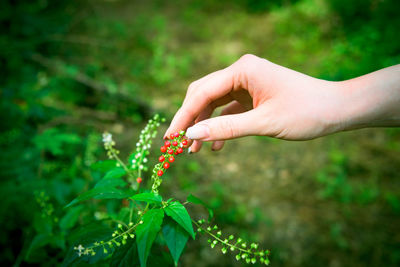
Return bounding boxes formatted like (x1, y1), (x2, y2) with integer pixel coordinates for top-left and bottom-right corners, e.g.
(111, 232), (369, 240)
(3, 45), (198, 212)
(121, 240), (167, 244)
(1, 0), (400, 266)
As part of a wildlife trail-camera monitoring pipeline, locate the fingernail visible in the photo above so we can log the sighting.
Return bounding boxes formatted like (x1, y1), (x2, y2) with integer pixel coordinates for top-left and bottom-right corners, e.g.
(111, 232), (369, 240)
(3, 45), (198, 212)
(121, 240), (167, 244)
(188, 147), (192, 154)
(186, 124), (210, 140)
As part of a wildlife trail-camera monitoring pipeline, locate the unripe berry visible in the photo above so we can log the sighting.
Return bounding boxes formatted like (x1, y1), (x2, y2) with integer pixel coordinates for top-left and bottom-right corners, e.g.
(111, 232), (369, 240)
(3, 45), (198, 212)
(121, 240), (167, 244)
(168, 149), (174, 154)
(157, 170), (164, 176)
(136, 177), (142, 183)
(160, 146), (167, 153)
(169, 156), (175, 163)
(163, 162), (170, 169)
(172, 141), (178, 146)
(159, 156), (165, 162)
(164, 141), (171, 147)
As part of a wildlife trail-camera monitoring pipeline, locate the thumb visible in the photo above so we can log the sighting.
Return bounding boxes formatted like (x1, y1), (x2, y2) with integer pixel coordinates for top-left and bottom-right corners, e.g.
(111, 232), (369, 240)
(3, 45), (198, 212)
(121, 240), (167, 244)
(185, 109), (261, 141)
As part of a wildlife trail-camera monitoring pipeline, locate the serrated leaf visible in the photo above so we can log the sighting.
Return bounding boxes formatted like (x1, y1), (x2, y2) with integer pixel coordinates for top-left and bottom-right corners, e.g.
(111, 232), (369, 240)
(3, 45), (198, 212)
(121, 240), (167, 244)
(104, 167), (126, 179)
(111, 238), (138, 267)
(187, 193), (214, 220)
(131, 192), (162, 204)
(65, 187), (134, 208)
(162, 219), (189, 266)
(136, 209), (164, 267)
(164, 201), (195, 239)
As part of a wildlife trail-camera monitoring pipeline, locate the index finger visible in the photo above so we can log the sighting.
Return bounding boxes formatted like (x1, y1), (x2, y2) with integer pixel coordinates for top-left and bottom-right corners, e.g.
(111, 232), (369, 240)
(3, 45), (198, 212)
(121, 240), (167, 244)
(164, 68), (236, 138)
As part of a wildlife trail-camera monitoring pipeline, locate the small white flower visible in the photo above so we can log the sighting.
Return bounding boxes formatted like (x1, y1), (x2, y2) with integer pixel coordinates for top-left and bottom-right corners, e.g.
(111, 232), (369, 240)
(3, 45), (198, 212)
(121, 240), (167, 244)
(132, 159), (136, 164)
(143, 158), (148, 163)
(102, 133), (113, 144)
(74, 244), (85, 257)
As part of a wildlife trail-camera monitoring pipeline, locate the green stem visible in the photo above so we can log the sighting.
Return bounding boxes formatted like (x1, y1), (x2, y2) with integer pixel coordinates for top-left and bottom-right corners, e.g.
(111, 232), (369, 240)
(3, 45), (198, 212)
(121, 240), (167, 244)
(192, 220), (256, 255)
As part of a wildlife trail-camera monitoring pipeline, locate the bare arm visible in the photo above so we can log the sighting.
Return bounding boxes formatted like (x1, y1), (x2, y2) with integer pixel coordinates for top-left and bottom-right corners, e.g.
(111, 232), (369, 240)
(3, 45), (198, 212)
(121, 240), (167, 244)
(164, 54), (400, 152)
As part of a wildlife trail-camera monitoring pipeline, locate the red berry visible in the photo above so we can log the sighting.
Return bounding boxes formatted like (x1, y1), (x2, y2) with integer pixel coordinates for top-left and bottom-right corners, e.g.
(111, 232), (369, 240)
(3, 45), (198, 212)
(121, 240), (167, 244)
(160, 146), (167, 153)
(164, 141), (171, 147)
(182, 140), (188, 146)
(163, 162), (170, 169)
(136, 177), (142, 183)
(174, 132), (179, 138)
(159, 156), (165, 162)
(177, 147), (183, 154)
(172, 141), (178, 146)
(157, 170), (164, 176)
(175, 151), (179, 155)
(169, 156), (175, 163)
(168, 149), (174, 154)
(170, 133), (175, 139)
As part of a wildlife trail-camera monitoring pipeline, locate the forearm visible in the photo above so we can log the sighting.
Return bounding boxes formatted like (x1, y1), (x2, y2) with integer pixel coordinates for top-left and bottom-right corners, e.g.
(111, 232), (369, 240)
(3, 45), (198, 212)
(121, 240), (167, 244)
(338, 65), (400, 131)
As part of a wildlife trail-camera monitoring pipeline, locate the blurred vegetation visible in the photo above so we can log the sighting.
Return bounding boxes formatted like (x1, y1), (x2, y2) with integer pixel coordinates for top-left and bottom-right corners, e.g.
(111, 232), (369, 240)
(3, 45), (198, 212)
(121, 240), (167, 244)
(1, 0), (399, 266)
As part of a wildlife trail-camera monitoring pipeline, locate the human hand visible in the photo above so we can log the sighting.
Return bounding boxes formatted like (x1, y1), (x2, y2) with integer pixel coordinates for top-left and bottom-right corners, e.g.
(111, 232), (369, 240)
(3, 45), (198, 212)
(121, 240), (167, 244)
(165, 54), (400, 152)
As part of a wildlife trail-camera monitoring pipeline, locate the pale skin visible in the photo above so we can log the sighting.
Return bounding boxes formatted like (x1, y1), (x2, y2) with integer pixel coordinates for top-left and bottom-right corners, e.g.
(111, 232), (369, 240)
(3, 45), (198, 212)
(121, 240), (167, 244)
(164, 54), (400, 152)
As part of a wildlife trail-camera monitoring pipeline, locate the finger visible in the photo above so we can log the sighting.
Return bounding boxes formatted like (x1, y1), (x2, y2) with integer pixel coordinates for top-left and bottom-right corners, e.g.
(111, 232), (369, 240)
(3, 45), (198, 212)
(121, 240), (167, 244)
(189, 140), (203, 153)
(188, 96), (235, 152)
(211, 140), (225, 151)
(186, 108), (262, 141)
(165, 67), (236, 138)
(211, 101), (248, 151)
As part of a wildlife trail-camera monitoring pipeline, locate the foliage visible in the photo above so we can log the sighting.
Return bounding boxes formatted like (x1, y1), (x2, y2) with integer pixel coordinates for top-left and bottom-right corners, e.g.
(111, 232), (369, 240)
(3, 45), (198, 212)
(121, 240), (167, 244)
(60, 116), (269, 266)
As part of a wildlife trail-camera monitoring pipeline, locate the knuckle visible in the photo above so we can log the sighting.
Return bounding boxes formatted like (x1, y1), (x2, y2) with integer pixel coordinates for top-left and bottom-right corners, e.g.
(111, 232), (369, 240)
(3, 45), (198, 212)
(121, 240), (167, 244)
(219, 117), (237, 139)
(188, 81), (198, 93)
(238, 53), (258, 64)
(232, 54), (261, 84)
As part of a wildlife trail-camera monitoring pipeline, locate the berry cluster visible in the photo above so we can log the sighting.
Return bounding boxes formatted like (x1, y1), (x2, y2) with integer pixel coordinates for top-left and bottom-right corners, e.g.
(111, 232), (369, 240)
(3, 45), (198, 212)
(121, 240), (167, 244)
(151, 130), (188, 193)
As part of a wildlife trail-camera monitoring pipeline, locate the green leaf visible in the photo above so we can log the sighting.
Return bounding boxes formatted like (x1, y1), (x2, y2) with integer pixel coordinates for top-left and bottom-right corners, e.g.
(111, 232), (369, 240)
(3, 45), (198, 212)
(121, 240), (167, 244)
(60, 206), (84, 230)
(91, 160), (118, 172)
(187, 193), (214, 220)
(65, 187), (134, 208)
(136, 209), (164, 267)
(164, 201), (195, 239)
(162, 219), (189, 266)
(131, 192), (162, 205)
(104, 167), (126, 179)
(111, 238), (138, 267)
(95, 177), (127, 188)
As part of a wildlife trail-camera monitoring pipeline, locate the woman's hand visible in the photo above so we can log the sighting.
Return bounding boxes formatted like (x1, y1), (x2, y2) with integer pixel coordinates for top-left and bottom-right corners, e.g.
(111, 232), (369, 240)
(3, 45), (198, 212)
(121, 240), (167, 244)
(164, 54), (400, 152)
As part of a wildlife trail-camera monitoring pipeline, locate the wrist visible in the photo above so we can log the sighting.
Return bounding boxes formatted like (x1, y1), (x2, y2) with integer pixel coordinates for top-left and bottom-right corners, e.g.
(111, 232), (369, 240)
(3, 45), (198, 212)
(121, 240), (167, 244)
(335, 67), (400, 131)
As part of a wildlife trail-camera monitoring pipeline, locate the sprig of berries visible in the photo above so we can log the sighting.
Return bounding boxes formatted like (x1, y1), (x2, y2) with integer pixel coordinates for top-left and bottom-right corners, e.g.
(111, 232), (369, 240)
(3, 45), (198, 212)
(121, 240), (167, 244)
(130, 114), (165, 177)
(194, 219), (270, 265)
(102, 114), (164, 187)
(151, 130), (188, 193)
(74, 215), (144, 257)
